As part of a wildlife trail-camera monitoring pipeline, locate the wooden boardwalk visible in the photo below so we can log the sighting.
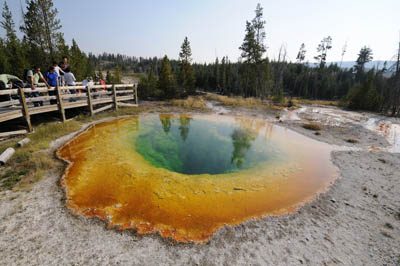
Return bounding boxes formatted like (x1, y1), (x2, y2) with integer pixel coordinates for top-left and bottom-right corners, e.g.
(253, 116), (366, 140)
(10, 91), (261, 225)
(0, 83), (138, 136)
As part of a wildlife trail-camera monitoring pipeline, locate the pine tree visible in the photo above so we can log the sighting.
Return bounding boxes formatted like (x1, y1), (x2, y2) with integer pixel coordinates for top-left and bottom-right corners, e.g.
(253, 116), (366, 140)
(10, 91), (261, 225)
(347, 72), (381, 111)
(251, 3), (266, 64)
(220, 56), (227, 92)
(114, 65), (122, 83)
(239, 21), (257, 64)
(0, 38), (10, 73)
(314, 36), (332, 68)
(354, 46), (373, 82)
(69, 39), (87, 80)
(296, 43), (306, 63)
(98, 71), (104, 80)
(214, 57), (220, 90)
(178, 37), (195, 94)
(158, 55), (176, 99)
(138, 70), (158, 99)
(179, 36), (192, 63)
(1, 2), (17, 43)
(1, 2), (27, 76)
(106, 70), (113, 84)
(339, 41), (347, 67)
(21, 0), (63, 66)
(239, 3), (268, 97)
(57, 35), (69, 60)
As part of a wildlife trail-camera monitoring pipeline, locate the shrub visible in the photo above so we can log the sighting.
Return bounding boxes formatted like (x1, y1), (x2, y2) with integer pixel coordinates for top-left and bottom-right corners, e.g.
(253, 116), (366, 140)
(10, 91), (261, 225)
(302, 123), (321, 131)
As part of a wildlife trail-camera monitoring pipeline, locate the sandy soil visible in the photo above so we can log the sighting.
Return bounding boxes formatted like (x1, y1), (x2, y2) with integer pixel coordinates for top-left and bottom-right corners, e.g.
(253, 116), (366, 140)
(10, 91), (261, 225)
(0, 103), (399, 266)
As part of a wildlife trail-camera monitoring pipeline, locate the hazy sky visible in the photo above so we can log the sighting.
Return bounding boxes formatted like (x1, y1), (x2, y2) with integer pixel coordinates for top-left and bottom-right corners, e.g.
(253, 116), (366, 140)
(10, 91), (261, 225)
(2, 0), (400, 63)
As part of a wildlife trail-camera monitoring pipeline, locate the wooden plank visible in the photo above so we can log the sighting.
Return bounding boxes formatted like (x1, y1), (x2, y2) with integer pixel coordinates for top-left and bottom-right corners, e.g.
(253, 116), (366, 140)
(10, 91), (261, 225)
(0, 89), (18, 95)
(39, 81), (90, 86)
(55, 86), (66, 122)
(91, 91), (112, 96)
(64, 97), (129, 109)
(18, 87), (33, 132)
(93, 104), (113, 114)
(0, 130), (27, 138)
(118, 102), (138, 108)
(28, 105), (58, 115)
(25, 95), (57, 103)
(134, 85), (138, 105)
(0, 87), (56, 95)
(116, 95), (135, 102)
(0, 83), (135, 95)
(62, 93), (88, 99)
(115, 89), (134, 94)
(87, 85), (94, 116)
(114, 84), (134, 88)
(92, 98), (113, 105)
(0, 99), (19, 108)
(57, 85), (86, 90)
(112, 84), (118, 111)
(64, 100), (89, 109)
(0, 110), (23, 123)
(0, 83), (137, 124)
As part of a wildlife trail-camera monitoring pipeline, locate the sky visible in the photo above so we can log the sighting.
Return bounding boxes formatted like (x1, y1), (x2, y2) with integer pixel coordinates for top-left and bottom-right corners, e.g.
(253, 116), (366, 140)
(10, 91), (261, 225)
(1, 0), (400, 64)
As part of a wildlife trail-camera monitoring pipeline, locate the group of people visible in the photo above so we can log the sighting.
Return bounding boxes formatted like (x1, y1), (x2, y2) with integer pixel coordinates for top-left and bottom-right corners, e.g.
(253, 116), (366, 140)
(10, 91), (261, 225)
(0, 56), (106, 107)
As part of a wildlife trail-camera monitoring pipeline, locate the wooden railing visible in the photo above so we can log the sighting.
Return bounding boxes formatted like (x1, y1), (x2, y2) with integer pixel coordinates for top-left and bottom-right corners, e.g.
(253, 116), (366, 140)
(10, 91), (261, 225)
(0, 83), (138, 136)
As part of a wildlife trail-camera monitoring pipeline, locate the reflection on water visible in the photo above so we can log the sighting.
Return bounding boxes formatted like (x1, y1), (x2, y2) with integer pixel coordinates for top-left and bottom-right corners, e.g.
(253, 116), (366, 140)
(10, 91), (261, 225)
(159, 114), (172, 135)
(57, 114), (339, 243)
(136, 114), (278, 175)
(179, 115), (192, 141)
(231, 128), (256, 168)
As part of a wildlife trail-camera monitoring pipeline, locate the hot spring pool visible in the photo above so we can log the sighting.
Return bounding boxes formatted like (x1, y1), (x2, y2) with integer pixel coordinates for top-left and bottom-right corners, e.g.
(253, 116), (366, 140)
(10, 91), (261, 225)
(57, 114), (339, 242)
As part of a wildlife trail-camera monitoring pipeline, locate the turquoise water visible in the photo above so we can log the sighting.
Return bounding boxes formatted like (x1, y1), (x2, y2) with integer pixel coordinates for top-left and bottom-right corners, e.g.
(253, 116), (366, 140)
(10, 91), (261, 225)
(135, 115), (284, 175)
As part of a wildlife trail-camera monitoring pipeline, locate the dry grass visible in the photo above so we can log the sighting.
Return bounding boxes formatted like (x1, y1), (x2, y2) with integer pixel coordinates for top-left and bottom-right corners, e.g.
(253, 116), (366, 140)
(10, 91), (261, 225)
(302, 123), (322, 131)
(0, 120), (82, 191)
(170, 96), (208, 110)
(292, 98), (340, 106)
(204, 93), (283, 110)
(381, 231), (393, 238)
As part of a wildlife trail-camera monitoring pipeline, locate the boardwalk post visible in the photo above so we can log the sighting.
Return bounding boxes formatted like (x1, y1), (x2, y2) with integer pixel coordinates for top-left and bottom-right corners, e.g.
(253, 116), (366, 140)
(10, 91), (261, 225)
(17, 87), (33, 132)
(134, 84), (138, 105)
(55, 85), (66, 122)
(87, 85), (94, 116)
(112, 84), (118, 111)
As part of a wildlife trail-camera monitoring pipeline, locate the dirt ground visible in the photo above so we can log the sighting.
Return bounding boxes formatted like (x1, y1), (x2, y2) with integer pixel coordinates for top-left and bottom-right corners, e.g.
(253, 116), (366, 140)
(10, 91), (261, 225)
(0, 103), (399, 266)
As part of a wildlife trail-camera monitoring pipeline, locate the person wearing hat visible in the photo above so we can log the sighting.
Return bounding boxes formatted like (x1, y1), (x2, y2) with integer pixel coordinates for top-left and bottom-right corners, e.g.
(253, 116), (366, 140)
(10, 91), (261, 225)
(0, 74), (22, 102)
(26, 66), (50, 107)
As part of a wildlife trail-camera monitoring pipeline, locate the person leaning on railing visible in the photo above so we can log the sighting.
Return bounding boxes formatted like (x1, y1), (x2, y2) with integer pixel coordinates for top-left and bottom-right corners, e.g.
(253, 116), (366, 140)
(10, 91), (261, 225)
(46, 66), (59, 105)
(64, 67), (77, 102)
(26, 66), (50, 107)
(0, 74), (22, 102)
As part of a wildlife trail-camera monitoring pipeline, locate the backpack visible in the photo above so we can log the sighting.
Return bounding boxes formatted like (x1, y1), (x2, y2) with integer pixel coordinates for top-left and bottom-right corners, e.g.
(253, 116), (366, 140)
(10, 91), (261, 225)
(23, 68), (31, 82)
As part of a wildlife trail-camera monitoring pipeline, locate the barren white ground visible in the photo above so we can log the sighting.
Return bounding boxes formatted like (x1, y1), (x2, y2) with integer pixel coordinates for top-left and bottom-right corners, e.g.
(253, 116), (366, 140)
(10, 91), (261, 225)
(0, 104), (399, 266)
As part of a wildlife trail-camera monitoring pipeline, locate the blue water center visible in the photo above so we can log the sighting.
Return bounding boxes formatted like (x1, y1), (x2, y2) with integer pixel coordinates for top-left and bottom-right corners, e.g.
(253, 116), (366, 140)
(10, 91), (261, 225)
(135, 115), (284, 175)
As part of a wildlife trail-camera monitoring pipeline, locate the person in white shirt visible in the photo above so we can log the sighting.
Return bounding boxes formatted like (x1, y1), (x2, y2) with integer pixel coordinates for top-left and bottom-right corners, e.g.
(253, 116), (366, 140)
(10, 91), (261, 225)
(53, 61), (64, 85)
(82, 77), (94, 87)
(64, 67), (76, 86)
(64, 67), (77, 101)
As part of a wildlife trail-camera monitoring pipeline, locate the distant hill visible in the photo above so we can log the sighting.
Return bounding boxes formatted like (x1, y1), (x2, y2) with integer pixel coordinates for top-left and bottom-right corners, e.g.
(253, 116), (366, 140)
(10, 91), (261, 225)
(307, 61), (397, 76)
(328, 61), (397, 70)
